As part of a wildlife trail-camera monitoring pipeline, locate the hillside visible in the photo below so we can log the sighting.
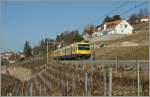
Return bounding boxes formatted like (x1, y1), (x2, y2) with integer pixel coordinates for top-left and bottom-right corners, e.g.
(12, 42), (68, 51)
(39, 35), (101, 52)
(93, 22), (149, 60)
(1, 22), (149, 96)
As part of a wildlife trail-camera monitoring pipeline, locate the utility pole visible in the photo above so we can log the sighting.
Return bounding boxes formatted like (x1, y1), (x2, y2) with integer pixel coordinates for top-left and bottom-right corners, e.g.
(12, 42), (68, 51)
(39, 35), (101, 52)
(93, 25), (96, 61)
(47, 40), (48, 65)
(46, 41), (61, 63)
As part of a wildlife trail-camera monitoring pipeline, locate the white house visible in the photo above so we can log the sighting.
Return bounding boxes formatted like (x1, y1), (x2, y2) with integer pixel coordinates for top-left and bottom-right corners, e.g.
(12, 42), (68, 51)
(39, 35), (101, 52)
(93, 19), (134, 41)
(140, 16), (149, 22)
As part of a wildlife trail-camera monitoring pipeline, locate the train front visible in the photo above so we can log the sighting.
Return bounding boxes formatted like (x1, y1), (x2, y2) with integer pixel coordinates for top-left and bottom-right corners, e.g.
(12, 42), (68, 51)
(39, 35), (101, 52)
(76, 43), (91, 59)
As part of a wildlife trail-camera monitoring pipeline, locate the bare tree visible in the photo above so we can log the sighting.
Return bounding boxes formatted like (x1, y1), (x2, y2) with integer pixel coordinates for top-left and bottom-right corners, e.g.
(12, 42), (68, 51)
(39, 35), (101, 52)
(83, 24), (96, 36)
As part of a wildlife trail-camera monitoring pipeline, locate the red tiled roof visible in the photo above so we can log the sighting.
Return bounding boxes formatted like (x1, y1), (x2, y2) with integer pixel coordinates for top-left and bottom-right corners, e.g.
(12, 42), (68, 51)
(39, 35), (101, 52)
(105, 19), (122, 29)
(96, 19), (123, 32)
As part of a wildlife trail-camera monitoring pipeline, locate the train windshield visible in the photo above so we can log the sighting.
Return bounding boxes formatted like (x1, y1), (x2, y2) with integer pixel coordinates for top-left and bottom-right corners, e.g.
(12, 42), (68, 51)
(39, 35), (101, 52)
(78, 44), (90, 46)
(78, 44), (90, 50)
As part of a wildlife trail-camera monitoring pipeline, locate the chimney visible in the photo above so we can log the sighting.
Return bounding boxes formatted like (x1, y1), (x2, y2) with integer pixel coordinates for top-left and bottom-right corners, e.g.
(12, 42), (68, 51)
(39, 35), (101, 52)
(104, 23), (107, 30)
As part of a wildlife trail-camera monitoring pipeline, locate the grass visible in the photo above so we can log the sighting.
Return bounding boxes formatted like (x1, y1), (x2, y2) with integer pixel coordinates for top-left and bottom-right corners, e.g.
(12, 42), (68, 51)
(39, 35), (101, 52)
(94, 46), (148, 60)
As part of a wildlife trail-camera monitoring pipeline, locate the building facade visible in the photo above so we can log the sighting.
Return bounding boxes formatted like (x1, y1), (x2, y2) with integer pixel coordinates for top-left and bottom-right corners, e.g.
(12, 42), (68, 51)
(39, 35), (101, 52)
(93, 20), (134, 41)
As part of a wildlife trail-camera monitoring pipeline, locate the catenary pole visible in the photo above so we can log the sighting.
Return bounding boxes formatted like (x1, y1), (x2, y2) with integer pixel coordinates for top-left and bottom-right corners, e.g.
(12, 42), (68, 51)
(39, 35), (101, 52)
(47, 40), (48, 65)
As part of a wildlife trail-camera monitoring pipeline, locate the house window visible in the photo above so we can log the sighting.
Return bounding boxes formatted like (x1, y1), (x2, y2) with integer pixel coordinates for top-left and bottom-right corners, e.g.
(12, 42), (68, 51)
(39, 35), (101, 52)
(103, 31), (108, 35)
(124, 24), (127, 28)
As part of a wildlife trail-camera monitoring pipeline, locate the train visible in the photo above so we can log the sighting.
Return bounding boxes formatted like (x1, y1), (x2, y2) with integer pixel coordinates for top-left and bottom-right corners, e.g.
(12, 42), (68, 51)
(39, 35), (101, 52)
(51, 42), (92, 60)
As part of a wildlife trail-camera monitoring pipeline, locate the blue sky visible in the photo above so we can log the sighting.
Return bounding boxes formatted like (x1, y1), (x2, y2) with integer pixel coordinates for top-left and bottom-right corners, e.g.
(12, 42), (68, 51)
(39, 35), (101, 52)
(1, 0), (148, 52)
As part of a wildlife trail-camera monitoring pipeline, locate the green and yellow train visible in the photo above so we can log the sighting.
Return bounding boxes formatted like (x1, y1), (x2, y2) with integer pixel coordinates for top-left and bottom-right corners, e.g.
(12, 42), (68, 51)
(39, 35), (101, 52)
(51, 42), (92, 60)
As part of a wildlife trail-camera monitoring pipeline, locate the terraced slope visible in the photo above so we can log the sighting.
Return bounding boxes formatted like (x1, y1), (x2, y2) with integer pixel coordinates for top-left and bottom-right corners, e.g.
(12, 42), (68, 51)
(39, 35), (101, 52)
(93, 22), (149, 60)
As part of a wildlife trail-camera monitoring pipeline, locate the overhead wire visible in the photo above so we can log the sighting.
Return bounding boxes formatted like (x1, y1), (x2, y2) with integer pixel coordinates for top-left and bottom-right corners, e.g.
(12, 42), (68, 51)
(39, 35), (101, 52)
(78, 0), (147, 33)
(120, 1), (147, 16)
(76, 0), (131, 32)
(55, 0), (147, 37)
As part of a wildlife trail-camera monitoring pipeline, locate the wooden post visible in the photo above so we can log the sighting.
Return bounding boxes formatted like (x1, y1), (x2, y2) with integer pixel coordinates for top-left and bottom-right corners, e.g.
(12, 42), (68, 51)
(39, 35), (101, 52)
(103, 69), (107, 96)
(22, 82), (24, 96)
(39, 84), (41, 96)
(67, 80), (68, 96)
(116, 56), (118, 72)
(27, 81), (30, 96)
(139, 67), (144, 95)
(85, 73), (88, 96)
(137, 63), (141, 96)
(90, 73), (93, 90)
(30, 82), (32, 96)
(87, 74), (91, 96)
(72, 73), (75, 95)
(109, 68), (112, 96)
(44, 83), (46, 96)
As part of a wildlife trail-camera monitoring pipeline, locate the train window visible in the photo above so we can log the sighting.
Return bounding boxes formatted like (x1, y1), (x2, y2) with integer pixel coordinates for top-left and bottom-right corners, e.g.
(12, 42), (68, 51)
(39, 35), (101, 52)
(78, 46), (90, 50)
(78, 44), (90, 46)
(78, 44), (90, 50)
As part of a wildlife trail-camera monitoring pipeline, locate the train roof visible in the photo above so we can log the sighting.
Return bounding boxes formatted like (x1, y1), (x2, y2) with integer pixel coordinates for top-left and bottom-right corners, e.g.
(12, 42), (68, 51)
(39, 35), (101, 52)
(76, 42), (90, 44)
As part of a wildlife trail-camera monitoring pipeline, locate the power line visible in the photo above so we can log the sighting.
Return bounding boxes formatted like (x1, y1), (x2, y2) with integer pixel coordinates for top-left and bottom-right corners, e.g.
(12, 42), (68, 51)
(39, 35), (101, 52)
(90, 0), (130, 24)
(77, 0), (131, 32)
(120, 1), (147, 16)
(102, 0), (130, 18)
(90, 1), (146, 31)
(57, 1), (147, 35)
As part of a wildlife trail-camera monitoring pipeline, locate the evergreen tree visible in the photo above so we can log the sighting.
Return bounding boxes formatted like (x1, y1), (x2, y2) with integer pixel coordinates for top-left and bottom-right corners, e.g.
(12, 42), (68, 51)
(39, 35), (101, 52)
(40, 38), (45, 48)
(103, 15), (121, 23)
(45, 38), (48, 45)
(103, 16), (112, 23)
(112, 15), (121, 21)
(56, 35), (61, 42)
(23, 41), (32, 57)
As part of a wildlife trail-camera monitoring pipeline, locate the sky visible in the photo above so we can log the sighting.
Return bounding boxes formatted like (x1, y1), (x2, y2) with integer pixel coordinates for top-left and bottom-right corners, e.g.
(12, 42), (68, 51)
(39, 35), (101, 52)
(1, 0), (149, 52)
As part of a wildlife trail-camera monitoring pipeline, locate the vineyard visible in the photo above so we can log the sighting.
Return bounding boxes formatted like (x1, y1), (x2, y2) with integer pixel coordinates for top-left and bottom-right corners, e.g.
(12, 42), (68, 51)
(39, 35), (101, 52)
(1, 59), (149, 96)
